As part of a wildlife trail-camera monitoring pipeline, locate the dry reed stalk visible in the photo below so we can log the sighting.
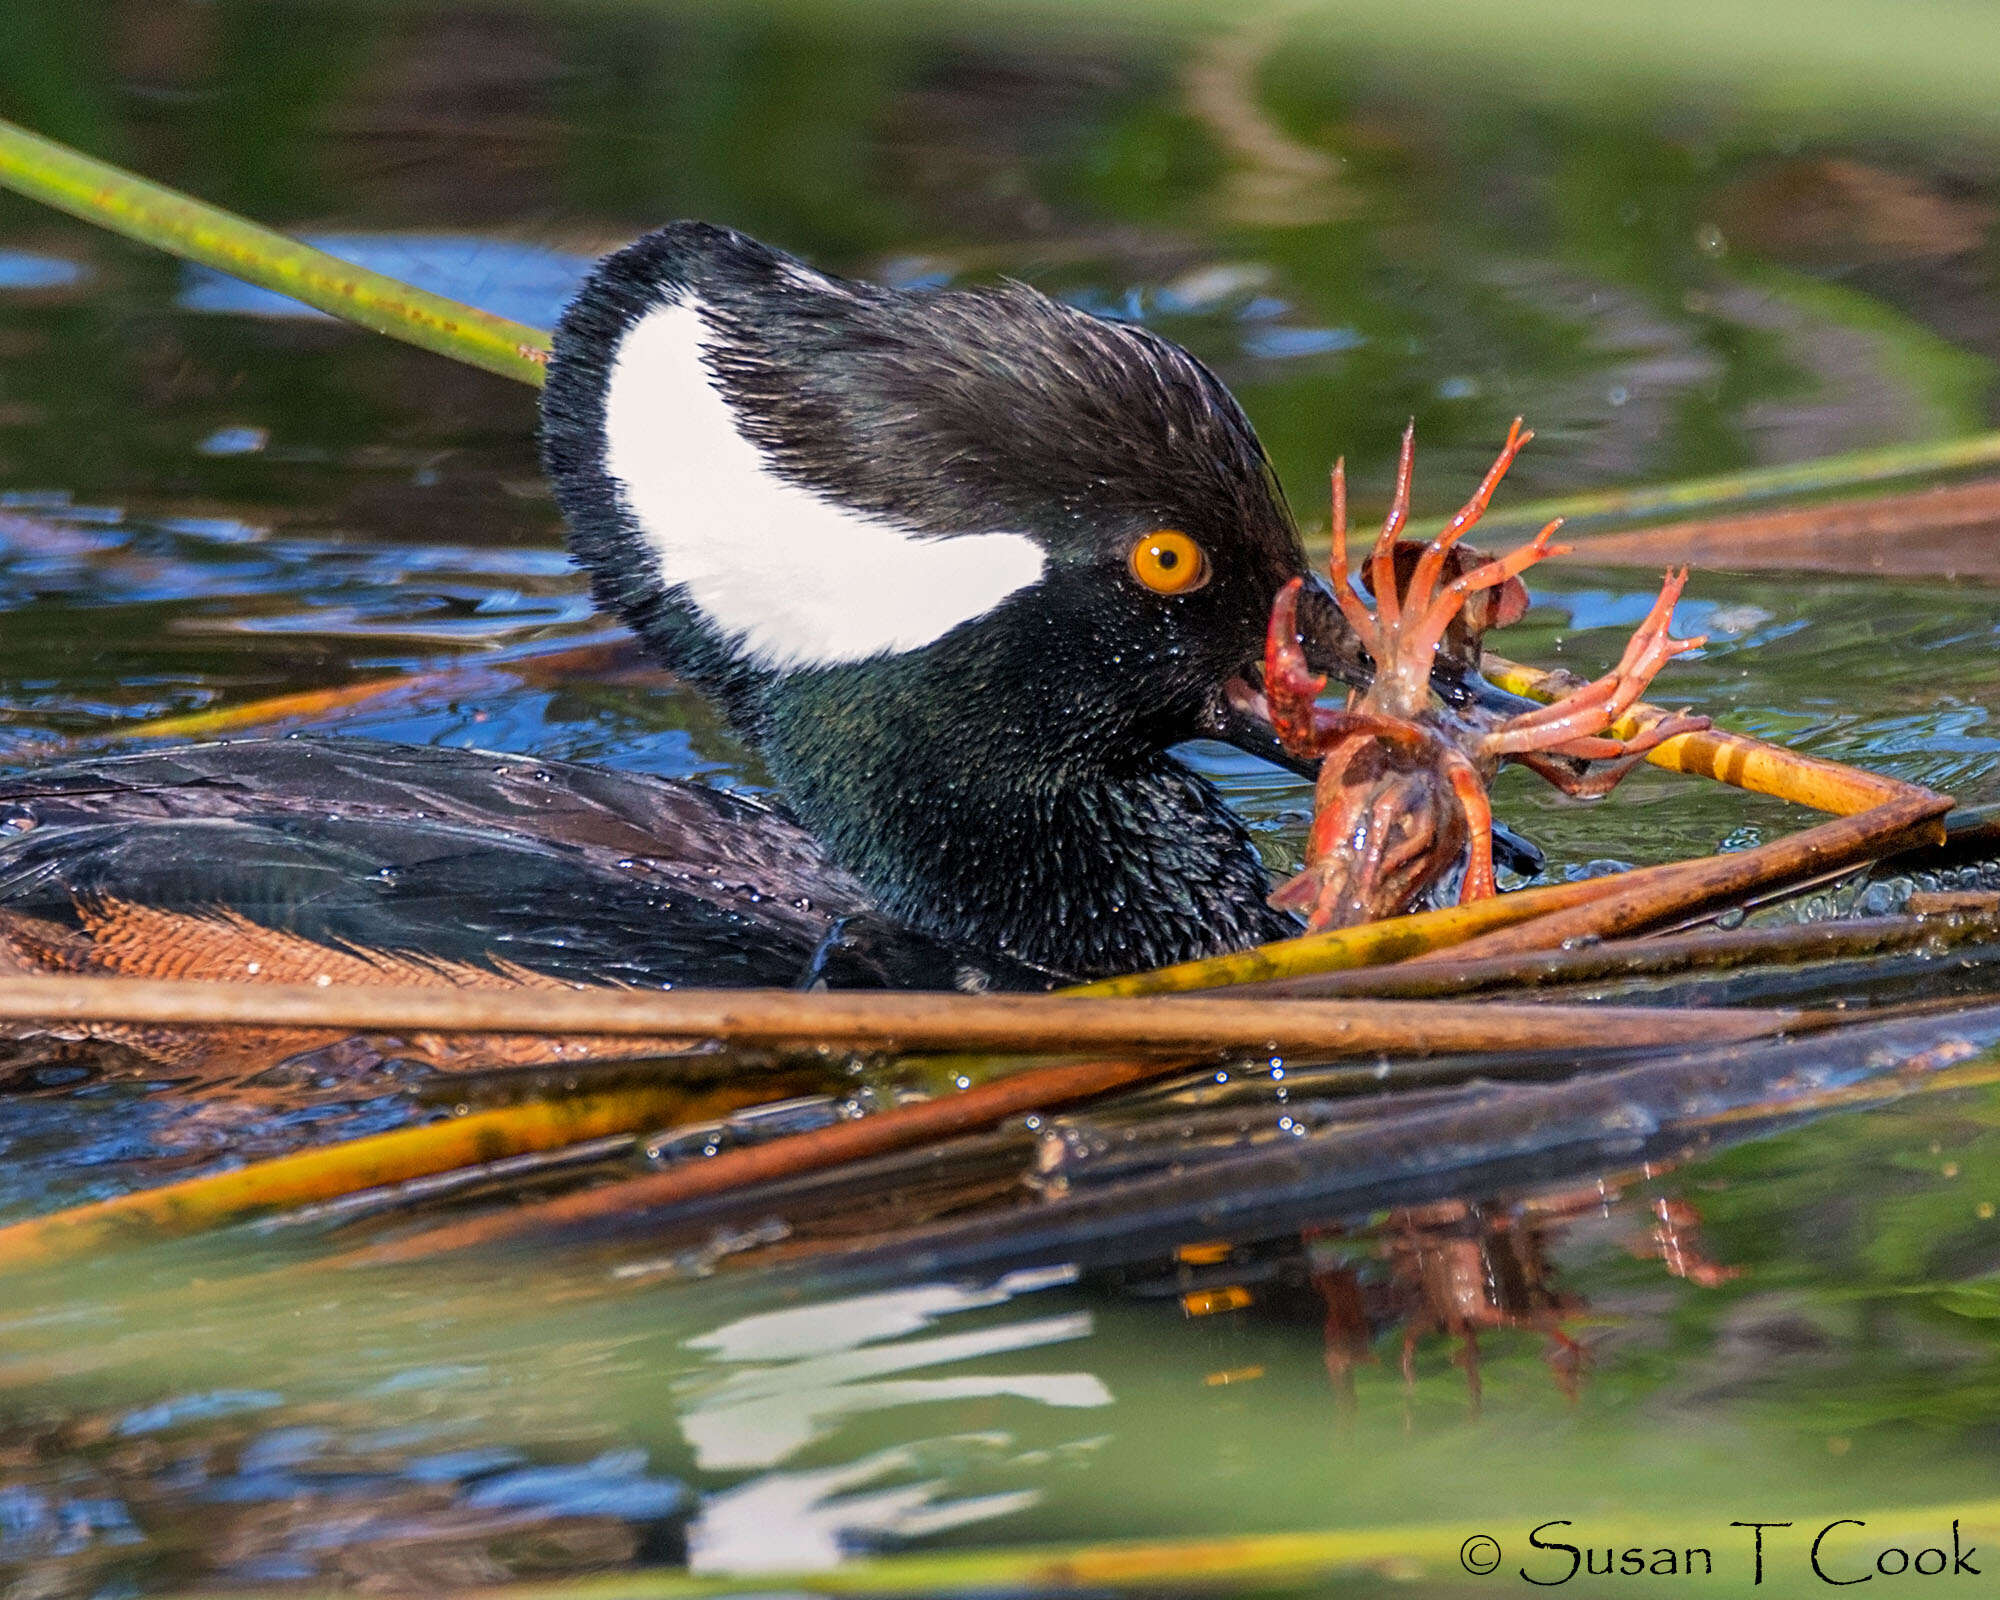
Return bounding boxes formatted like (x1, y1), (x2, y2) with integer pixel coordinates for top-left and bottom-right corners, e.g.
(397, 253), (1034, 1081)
(1414, 786), (1951, 964)
(1242, 910), (2000, 999)
(1543, 476), (2000, 582)
(0, 974), (1802, 1056)
(343, 993), (2000, 1267)
(343, 1053), (1183, 1264)
(1065, 873), (1641, 995)
(0, 987), (1809, 1269)
(0, 1083), (744, 1272)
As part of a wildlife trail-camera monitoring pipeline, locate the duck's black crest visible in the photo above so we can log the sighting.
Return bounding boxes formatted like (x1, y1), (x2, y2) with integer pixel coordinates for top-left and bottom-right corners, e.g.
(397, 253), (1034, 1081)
(541, 223), (1302, 707)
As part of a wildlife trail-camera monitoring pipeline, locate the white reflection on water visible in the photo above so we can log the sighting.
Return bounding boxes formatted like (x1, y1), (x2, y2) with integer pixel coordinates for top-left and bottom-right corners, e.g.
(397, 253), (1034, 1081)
(687, 1265), (1080, 1363)
(680, 1272), (1107, 1470)
(688, 1442), (1041, 1573)
(677, 1266), (1106, 1568)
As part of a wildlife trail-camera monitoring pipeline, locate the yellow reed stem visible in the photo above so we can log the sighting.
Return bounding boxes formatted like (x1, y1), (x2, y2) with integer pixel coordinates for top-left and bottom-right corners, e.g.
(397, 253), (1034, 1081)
(0, 1083), (719, 1271)
(1065, 872), (1633, 995)
(164, 1494), (2000, 1598)
(94, 639), (633, 747)
(1482, 653), (1906, 816)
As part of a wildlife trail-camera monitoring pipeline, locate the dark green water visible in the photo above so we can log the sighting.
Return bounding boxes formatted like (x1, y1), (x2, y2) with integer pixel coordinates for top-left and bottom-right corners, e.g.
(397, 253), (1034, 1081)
(5, 2), (2000, 1593)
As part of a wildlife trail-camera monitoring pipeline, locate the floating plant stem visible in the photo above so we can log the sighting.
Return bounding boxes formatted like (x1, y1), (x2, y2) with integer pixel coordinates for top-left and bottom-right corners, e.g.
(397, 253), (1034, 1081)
(0, 973), (1805, 1056)
(1244, 910), (2000, 999)
(1483, 653), (1916, 815)
(0, 1083), (718, 1272)
(1483, 432), (2000, 534)
(254, 1133), (640, 1233)
(340, 1052), (1186, 1264)
(780, 1003), (2000, 1295)
(1423, 785), (1951, 963)
(0, 116), (550, 383)
(1078, 815), (1923, 1000)
(0, 974), (1816, 1268)
(96, 637), (638, 748)
(345, 1007), (1835, 1264)
(1066, 873), (1639, 995)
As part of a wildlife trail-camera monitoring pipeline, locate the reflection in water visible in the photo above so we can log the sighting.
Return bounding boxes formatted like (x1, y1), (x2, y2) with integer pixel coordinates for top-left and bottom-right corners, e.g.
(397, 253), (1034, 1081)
(1310, 1202), (1589, 1412)
(0, 251), (86, 292)
(680, 1270), (1106, 1471)
(688, 1443), (1044, 1573)
(1303, 1188), (1737, 1414)
(0, 1164), (1756, 1590)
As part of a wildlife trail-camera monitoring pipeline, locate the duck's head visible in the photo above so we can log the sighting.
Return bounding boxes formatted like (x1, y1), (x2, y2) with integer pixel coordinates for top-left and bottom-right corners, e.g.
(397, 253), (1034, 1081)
(541, 223), (1496, 983)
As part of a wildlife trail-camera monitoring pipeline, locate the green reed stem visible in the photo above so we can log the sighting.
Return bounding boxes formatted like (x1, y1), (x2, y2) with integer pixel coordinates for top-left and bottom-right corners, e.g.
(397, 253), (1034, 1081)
(166, 1493), (2000, 1599)
(0, 116), (550, 385)
(1487, 429), (2000, 533)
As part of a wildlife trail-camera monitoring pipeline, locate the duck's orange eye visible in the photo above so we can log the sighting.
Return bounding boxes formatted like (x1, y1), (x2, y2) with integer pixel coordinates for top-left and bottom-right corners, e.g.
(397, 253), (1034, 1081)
(1129, 530), (1209, 595)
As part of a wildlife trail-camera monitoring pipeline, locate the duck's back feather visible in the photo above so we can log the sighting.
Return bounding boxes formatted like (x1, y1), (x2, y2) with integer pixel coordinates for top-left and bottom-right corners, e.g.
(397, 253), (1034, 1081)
(0, 738), (1020, 991)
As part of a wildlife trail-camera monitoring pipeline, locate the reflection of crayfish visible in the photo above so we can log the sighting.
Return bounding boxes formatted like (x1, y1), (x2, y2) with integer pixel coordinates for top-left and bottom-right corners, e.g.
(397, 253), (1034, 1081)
(1304, 1183), (1739, 1415)
(1249, 420), (1711, 930)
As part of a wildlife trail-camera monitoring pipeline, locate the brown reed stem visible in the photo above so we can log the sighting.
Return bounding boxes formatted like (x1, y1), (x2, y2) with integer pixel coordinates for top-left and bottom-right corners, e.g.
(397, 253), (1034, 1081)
(0, 974), (1801, 1056)
(1416, 787), (1952, 964)
(1244, 911), (2000, 999)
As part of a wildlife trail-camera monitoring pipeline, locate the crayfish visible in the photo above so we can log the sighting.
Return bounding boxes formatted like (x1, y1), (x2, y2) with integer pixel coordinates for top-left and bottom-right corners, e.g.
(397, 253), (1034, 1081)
(1252, 419), (1710, 931)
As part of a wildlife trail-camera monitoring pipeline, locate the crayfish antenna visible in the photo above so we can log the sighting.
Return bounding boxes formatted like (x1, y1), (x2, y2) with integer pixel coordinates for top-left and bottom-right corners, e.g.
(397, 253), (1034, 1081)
(1326, 458), (1377, 641)
(1370, 421), (1416, 626)
(1404, 417), (1533, 617)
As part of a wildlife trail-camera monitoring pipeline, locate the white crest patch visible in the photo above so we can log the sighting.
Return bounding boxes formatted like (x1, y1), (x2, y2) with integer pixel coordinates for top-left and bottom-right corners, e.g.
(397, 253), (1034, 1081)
(601, 299), (1046, 670)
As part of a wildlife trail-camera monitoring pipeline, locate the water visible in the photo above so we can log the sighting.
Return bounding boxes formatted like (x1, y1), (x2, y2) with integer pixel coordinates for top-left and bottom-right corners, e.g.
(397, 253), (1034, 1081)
(4, 0), (2000, 1592)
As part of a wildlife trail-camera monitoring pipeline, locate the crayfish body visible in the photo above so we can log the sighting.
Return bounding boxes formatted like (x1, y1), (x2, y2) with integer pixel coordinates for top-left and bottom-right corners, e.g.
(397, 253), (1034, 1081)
(1255, 420), (1711, 932)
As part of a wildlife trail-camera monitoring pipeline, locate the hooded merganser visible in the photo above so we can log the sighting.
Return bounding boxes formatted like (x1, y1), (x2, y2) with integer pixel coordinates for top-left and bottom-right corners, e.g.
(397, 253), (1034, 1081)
(0, 223), (1534, 994)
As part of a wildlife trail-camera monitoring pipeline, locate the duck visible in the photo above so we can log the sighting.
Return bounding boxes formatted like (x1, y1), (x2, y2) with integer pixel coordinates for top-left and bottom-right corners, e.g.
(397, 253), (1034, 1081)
(0, 222), (1536, 998)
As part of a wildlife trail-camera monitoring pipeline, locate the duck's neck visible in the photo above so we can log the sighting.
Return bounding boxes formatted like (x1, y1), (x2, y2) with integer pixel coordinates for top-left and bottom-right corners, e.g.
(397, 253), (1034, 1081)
(754, 669), (1292, 983)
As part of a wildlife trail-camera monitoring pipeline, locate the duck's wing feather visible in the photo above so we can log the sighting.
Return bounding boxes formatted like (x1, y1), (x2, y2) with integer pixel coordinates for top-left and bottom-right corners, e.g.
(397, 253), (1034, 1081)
(0, 738), (883, 990)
